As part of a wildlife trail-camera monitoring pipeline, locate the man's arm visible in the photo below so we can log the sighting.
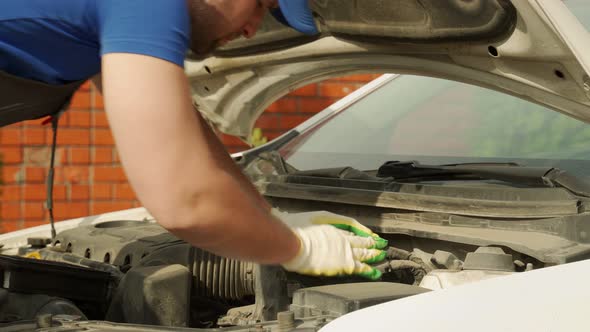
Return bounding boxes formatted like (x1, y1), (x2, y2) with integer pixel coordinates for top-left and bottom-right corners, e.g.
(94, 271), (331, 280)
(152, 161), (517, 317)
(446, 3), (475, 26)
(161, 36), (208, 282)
(101, 53), (298, 263)
(91, 71), (271, 211)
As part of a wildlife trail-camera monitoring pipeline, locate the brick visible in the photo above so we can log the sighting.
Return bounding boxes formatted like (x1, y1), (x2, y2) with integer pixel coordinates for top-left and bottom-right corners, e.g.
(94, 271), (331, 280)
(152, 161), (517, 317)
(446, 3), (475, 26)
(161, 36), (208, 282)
(23, 202), (45, 221)
(93, 147), (113, 164)
(71, 185), (90, 200)
(23, 117), (48, 126)
(24, 184), (66, 201)
(52, 185), (68, 200)
(56, 128), (90, 145)
(69, 91), (91, 110)
(113, 150), (121, 163)
(266, 99), (298, 113)
(1, 185), (21, 202)
(54, 202), (89, 219)
(23, 128), (47, 145)
(0, 128), (22, 145)
(330, 74), (380, 82)
(94, 166), (127, 182)
(0, 221), (21, 233)
(58, 112), (70, 126)
(62, 167), (89, 184)
(92, 129), (115, 146)
(6, 122), (22, 128)
(226, 146), (246, 154)
(69, 110), (91, 127)
(1, 203), (21, 221)
(255, 114), (280, 130)
(2, 166), (22, 184)
(59, 147), (68, 165)
(2, 147), (23, 164)
(91, 201), (135, 215)
(299, 98), (336, 112)
(70, 147), (91, 164)
(320, 83), (358, 98)
(219, 134), (247, 147)
(92, 111), (110, 128)
(279, 115), (308, 129)
(94, 93), (105, 110)
(24, 147), (51, 166)
(291, 84), (317, 97)
(265, 132), (283, 141)
(68, 202), (90, 219)
(114, 184), (137, 200)
(52, 207), (67, 221)
(92, 184), (112, 200)
(26, 167), (47, 183)
(79, 81), (91, 91)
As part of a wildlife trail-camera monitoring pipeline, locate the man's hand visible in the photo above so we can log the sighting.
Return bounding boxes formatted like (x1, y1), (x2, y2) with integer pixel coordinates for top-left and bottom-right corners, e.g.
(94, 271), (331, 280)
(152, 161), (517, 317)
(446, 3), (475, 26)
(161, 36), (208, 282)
(273, 210), (388, 280)
(101, 53), (299, 264)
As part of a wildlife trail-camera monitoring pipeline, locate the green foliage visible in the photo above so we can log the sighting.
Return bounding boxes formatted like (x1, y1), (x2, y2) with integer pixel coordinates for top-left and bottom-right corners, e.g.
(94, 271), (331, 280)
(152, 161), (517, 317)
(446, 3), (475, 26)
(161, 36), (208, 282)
(249, 128), (268, 147)
(467, 90), (590, 159)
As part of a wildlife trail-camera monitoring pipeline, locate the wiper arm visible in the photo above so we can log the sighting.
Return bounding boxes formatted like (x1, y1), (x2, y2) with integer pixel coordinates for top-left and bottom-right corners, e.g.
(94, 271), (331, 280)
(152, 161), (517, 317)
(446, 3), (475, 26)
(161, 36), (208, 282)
(377, 161), (590, 197)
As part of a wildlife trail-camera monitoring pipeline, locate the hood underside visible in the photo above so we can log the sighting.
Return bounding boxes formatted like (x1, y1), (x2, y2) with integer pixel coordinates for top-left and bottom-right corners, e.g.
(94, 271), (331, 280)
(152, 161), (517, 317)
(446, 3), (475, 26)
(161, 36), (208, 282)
(186, 0), (590, 140)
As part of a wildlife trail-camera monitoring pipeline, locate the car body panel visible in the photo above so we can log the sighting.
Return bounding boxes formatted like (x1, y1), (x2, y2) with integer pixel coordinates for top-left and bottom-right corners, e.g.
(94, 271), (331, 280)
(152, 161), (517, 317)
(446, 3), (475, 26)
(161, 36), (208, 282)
(322, 258), (590, 332)
(186, 0), (590, 139)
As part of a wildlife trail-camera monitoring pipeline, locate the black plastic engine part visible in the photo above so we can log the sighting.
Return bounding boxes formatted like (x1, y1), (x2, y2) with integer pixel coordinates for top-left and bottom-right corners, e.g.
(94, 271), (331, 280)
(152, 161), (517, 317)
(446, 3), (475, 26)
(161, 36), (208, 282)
(55, 222), (256, 302)
(290, 282), (430, 318)
(106, 265), (192, 327)
(0, 255), (111, 318)
(0, 289), (86, 323)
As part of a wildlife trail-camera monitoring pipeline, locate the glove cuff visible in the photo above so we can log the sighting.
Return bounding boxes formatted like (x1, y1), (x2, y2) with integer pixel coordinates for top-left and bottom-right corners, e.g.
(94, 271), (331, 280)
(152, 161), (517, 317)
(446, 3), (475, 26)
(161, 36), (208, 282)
(280, 228), (309, 272)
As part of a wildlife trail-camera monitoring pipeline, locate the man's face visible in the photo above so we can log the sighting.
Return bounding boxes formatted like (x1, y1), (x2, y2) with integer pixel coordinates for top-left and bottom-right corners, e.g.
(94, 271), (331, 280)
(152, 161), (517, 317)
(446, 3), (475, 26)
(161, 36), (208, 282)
(188, 0), (279, 57)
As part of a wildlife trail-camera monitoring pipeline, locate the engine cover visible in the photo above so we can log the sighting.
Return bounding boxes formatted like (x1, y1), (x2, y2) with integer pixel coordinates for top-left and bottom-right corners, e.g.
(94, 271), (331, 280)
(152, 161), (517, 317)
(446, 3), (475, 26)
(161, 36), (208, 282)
(291, 283), (430, 318)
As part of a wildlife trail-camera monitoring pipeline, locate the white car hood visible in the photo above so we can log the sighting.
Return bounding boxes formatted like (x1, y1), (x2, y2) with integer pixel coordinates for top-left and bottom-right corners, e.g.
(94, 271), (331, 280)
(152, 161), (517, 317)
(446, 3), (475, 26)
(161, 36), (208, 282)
(321, 258), (590, 332)
(186, 0), (590, 141)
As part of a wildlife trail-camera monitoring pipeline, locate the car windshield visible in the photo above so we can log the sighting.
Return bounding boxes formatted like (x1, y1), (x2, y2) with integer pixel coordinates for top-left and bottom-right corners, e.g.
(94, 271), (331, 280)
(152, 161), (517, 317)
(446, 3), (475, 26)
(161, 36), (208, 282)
(279, 1), (590, 178)
(564, 0), (590, 32)
(279, 74), (590, 178)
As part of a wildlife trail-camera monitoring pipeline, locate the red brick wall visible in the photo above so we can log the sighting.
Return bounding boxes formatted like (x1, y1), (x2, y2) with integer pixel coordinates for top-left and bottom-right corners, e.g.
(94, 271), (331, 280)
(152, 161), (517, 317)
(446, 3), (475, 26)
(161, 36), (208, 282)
(0, 74), (379, 233)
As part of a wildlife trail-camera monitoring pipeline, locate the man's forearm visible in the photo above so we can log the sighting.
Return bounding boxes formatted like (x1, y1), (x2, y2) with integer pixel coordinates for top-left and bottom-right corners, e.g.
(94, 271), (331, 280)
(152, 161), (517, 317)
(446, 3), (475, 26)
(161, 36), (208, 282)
(165, 171), (299, 263)
(197, 112), (271, 212)
(102, 54), (296, 265)
(162, 114), (295, 262)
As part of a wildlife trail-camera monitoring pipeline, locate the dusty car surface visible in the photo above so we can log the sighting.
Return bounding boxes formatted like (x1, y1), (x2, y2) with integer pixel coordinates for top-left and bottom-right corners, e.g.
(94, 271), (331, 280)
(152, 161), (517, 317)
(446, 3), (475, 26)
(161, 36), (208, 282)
(1, 0), (590, 331)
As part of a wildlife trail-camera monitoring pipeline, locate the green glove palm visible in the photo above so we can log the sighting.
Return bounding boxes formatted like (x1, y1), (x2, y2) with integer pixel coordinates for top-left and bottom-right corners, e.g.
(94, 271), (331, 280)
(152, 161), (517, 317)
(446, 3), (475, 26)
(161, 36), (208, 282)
(273, 210), (388, 280)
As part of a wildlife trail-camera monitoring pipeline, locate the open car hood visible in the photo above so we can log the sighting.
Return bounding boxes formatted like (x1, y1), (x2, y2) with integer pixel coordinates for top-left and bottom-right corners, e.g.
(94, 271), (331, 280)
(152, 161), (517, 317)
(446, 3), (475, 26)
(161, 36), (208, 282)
(186, 0), (590, 140)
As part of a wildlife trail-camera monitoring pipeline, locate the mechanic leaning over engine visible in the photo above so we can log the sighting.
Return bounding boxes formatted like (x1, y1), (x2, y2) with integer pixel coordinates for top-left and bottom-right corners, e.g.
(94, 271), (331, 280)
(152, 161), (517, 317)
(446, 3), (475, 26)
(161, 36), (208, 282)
(0, 0), (388, 279)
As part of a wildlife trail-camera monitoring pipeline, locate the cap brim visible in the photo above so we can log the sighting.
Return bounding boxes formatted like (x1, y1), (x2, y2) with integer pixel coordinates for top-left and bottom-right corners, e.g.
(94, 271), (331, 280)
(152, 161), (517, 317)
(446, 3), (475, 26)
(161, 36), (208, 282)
(271, 0), (319, 35)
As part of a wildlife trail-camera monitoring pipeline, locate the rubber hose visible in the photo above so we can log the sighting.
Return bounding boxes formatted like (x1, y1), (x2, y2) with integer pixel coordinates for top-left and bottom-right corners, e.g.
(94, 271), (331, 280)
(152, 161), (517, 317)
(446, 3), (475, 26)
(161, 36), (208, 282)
(192, 248), (255, 300)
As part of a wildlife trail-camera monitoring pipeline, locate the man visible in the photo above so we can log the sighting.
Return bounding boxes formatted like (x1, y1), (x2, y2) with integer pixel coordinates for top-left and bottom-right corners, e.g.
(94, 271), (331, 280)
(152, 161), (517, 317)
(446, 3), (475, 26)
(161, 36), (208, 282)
(0, 0), (386, 279)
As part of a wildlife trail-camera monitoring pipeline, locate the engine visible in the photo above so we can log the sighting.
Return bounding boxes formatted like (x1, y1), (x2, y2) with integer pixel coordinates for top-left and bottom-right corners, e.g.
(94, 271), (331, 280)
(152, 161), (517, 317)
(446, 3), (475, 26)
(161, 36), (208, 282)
(0, 218), (537, 331)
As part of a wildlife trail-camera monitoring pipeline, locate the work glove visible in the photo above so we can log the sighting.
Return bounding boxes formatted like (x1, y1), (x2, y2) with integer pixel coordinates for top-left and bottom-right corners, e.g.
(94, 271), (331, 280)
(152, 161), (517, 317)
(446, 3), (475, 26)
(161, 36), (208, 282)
(273, 209), (388, 280)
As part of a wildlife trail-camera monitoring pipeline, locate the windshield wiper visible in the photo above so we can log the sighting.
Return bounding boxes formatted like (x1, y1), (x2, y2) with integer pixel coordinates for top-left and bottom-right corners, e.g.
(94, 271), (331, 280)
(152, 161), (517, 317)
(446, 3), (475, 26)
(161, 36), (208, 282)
(377, 161), (590, 197)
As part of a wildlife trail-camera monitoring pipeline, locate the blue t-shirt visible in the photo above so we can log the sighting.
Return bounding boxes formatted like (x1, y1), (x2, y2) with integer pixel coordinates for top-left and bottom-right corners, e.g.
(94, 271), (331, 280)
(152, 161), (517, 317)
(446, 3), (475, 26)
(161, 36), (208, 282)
(0, 0), (190, 84)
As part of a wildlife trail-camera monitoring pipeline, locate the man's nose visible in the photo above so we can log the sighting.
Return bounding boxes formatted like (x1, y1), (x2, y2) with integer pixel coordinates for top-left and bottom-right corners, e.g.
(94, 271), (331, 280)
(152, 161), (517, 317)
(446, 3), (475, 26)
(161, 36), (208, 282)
(242, 24), (257, 39)
(242, 8), (266, 39)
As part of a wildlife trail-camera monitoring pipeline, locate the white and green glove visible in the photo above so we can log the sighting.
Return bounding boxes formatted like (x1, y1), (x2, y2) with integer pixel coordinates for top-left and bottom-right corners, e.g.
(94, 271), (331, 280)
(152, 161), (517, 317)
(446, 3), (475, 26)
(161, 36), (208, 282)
(273, 209), (388, 280)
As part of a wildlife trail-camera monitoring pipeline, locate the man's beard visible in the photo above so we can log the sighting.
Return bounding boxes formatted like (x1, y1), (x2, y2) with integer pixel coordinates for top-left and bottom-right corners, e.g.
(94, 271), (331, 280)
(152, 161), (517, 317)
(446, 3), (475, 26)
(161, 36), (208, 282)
(187, 0), (229, 58)
(189, 38), (220, 59)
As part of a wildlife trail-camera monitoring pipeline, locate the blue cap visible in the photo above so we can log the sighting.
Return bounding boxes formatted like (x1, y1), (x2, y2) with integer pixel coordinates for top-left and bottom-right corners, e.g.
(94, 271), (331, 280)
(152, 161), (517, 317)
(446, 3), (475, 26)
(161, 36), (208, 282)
(271, 0), (319, 35)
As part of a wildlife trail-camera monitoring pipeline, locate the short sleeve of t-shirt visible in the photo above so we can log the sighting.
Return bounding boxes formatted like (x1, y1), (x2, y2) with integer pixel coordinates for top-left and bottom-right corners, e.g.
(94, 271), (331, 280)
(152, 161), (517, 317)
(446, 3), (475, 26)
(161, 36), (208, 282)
(97, 0), (190, 67)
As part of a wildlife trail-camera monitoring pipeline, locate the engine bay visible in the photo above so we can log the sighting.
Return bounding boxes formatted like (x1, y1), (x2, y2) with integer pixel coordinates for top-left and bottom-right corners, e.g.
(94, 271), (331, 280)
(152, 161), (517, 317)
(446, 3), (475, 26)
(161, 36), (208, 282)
(0, 214), (543, 331)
